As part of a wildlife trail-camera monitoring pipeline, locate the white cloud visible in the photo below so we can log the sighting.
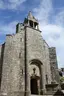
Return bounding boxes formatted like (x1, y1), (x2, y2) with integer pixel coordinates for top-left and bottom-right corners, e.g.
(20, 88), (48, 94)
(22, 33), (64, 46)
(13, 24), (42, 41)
(55, 10), (64, 27)
(34, 0), (64, 68)
(0, 21), (18, 34)
(33, 0), (53, 25)
(0, 0), (26, 10)
(40, 24), (63, 35)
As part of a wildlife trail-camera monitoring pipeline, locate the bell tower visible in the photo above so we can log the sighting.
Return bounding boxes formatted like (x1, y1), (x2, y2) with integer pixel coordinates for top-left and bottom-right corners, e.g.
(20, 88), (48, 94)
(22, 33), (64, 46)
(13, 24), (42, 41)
(24, 11), (39, 30)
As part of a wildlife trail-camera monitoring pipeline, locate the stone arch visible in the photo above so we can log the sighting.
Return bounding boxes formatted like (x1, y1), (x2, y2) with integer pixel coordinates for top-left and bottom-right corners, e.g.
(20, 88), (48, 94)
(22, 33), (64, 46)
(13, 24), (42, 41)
(29, 59), (43, 95)
(30, 59), (43, 65)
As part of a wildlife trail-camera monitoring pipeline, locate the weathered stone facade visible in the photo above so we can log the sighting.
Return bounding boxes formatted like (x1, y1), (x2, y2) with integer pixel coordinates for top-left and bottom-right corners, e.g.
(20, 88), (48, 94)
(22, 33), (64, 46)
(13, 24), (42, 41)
(0, 12), (60, 96)
(49, 47), (60, 83)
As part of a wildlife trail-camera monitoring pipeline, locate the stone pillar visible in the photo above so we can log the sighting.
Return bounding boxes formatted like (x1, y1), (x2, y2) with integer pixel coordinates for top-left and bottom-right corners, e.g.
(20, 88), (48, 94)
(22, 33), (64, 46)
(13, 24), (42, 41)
(33, 22), (34, 28)
(26, 64), (30, 96)
(28, 20), (30, 26)
(24, 27), (30, 96)
(37, 24), (39, 30)
(40, 65), (46, 94)
(37, 79), (40, 95)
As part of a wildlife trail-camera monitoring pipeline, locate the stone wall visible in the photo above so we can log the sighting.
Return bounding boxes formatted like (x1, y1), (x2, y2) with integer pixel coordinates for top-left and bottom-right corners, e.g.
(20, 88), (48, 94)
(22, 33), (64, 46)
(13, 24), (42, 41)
(0, 45), (2, 87)
(0, 45), (1, 67)
(0, 45), (1, 60)
(43, 40), (52, 84)
(49, 47), (60, 83)
(26, 27), (45, 91)
(0, 24), (59, 96)
(0, 43), (5, 88)
(1, 30), (25, 95)
(26, 26), (52, 93)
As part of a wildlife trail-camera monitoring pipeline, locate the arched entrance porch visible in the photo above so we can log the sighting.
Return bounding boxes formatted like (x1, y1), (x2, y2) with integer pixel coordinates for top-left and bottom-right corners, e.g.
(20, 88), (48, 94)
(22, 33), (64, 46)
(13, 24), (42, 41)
(29, 59), (43, 95)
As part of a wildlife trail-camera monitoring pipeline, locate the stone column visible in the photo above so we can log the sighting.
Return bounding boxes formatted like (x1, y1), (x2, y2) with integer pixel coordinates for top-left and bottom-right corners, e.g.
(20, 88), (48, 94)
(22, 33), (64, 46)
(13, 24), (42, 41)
(24, 27), (30, 96)
(37, 79), (40, 95)
(40, 65), (46, 94)
(28, 20), (30, 26)
(33, 22), (34, 28)
(37, 24), (39, 30)
(26, 64), (30, 95)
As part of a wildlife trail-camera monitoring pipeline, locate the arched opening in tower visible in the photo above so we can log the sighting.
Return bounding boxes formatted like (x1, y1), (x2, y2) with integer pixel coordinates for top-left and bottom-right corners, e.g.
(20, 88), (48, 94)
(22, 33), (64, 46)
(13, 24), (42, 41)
(29, 20), (33, 27)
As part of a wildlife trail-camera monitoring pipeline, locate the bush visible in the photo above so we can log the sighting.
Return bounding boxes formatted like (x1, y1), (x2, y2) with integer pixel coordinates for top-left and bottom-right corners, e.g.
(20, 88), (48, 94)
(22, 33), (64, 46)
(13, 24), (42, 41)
(60, 77), (64, 83)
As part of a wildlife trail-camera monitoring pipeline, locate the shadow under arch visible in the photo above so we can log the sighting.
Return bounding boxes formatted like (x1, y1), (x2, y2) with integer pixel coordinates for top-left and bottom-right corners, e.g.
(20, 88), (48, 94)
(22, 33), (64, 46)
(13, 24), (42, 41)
(29, 59), (43, 69)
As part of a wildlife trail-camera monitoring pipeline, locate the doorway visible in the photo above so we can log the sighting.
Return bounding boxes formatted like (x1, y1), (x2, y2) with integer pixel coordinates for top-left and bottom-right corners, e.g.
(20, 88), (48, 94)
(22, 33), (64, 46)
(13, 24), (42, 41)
(31, 78), (38, 94)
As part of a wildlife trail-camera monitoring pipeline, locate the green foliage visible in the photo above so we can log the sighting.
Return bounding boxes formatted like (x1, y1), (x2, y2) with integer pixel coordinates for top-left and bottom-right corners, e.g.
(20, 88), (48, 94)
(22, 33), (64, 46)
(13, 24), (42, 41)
(60, 77), (64, 83)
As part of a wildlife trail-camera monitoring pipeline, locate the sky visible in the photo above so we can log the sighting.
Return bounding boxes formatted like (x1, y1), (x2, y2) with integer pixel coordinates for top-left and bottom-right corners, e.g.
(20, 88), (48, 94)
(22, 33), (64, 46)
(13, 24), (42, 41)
(0, 0), (64, 68)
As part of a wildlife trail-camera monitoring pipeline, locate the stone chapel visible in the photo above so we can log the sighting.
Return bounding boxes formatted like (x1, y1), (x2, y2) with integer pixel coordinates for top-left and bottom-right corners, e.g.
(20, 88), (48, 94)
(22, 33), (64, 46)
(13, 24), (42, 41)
(0, 12), (60, 96)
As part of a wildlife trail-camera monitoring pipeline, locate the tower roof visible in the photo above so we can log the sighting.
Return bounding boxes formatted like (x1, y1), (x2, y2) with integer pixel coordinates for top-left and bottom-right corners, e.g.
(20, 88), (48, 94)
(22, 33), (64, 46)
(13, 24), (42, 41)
(28, 11), (33, 19)
(24, 12), (39, 30)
